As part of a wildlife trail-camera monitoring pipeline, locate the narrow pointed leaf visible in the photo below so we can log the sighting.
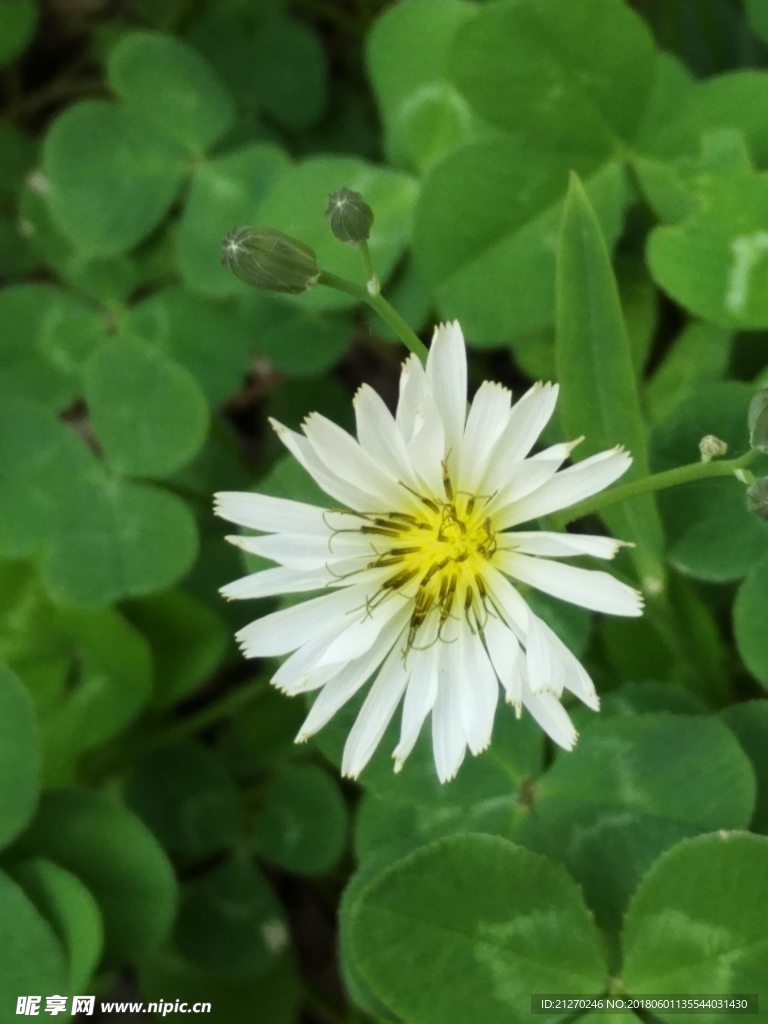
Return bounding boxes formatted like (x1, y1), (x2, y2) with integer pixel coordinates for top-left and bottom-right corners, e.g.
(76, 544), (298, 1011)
(556, 174), (665, 589)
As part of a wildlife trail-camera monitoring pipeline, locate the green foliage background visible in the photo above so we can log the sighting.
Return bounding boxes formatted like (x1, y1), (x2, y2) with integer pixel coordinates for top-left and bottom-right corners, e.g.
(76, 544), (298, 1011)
(2, 0), (768, 1021)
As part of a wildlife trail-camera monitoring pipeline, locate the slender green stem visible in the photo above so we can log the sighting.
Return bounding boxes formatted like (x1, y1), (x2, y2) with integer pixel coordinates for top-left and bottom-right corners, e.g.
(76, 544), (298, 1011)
(318, 270), (429, 363)
(557, 448), (759, 527)
(357, 239), (380, 295)
(146, 677), (269, 751)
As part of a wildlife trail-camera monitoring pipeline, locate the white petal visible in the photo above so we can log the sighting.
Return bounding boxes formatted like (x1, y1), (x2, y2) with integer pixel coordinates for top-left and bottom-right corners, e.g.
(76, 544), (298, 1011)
(498, 551), (643, 617)
(283, 609), (405, 697)
(235, 585), (366, 657)
(521, 684), (578, 751)
(221, 564), (338, 600)
(459, 381), (512, 492)
(479, 563), (531, 638)
(226, 531), (370, 570)
(479, 382), (559, 490)
(489, 442), (576, 525)
(431, 644), (467, 783)
(405, 389), (446, 496)
(525, 609), (565, 698)
(426, 321), (467, 475)
(534, 616), (599, 710)
(342, 643), (410, 779)
(508, 531), (627, 560)
(316, 597), (410, 668)
(214, 492), (333, 534)
(270, 418), (385, 512)
(483, 613), (523, 704)
(459, 628), (499, 755)
(272, 634), (340, 694)
(303, 412), (403, 507)
(353, 384), (421, 494)
(395, 354), (428, 442)
(295, 622), (400, 741)
(393, 620), (440, 770)
(501, 447), (632, 527)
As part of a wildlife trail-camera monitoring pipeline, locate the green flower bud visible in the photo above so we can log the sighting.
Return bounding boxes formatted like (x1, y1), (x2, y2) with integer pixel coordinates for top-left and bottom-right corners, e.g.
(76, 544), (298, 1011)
(325, 188), (374, 243)
(747, 477), (768, 520)
(221, 227), (320, 294)
(748, 386), (768, 453)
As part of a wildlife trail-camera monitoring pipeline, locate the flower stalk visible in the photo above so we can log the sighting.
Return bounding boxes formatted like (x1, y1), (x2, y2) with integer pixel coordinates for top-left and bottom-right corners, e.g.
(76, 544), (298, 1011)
(554, 447), (760, 528)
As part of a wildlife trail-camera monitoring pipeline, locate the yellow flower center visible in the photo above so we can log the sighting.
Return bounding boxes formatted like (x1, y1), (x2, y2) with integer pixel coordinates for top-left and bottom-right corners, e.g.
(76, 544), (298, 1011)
(348, 484), (499, 653)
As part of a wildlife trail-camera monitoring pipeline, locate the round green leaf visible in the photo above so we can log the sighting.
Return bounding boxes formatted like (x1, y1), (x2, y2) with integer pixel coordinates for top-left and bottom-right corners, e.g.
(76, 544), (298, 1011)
(349, 835), (606, 1024)
(175, 856), (288, 974)
(450, 0), (656, 153)
(177, 143), (290, 297)
(43, 100), (187, 257)
(734, 554), (768, 688)
(521, 713), (755, 933)
(41, 606), (152, 783)
(10, 858), (103, 992)
(0, 869), (67, 1000)
(241, 293), (352, 376)
(650, 383), (768, 581)
(645, 322), (732, 426)
(340, 859), (401, 1022)
(0, 283), (105, 410)
(693, 72), (768, 170)
(42, 476), (198, 606)
(722, 701), (768, 835)
(0, 398), (94, 559)
(648, 174), (768, 327)
(623, 832), (768, 1020)
(0, 561), (71, 713)
(18, 186), (141, 307)
(108, 32), (235, 154)
(123, 588), (229, 709)
(354, 790), (528, 871)
(0, 664), (40, 850)
(413, 139), (627, 341)
(189, 7), (327, 131)
(124, 289), (254, 407)
(367, 0), (482, 173)
(125, 741), (240, 859)
(0, 0), (37, 66)
(253, 764), (347, 875)
(85, 338), (208, 478)
(255, 155), (417, 312)
(16, 789), (177, 965)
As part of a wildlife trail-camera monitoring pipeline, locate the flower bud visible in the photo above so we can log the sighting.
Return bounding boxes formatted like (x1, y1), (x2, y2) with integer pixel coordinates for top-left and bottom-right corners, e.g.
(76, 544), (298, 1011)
(325, 188), (374, 243)
(699, 434), (728, 462)
(748, 387), (768, 453)
(221, 227), (320, 294)
(747, 477), (768, 520)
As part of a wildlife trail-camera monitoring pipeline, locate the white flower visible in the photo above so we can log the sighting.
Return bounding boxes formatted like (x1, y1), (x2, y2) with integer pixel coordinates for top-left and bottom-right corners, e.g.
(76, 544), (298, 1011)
(215, 322), (642, 783)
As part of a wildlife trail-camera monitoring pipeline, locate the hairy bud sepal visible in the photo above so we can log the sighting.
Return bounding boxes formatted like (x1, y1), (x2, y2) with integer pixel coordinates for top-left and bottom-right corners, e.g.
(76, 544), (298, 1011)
(748, 387), (768, 453)
(221, 227), (320, 294)
(747, 477), (768, 520)
(326, 188), (374, 244)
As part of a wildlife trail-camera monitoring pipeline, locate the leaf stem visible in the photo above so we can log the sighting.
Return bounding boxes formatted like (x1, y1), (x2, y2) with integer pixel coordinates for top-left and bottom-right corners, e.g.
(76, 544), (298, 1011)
(318, 270), (429, 363)
(556, 448), (759, 527)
